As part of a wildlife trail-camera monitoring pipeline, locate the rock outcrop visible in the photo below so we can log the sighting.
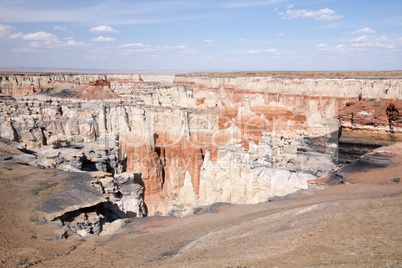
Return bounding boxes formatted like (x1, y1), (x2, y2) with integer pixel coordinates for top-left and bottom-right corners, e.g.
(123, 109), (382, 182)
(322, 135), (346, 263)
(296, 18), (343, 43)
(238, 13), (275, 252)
(41, 170), (145, 238)
(175, 74), (401, 99)
(0, 72), (401, 217)
(73, 79), (122, 100)
(338, 100), (402, 142)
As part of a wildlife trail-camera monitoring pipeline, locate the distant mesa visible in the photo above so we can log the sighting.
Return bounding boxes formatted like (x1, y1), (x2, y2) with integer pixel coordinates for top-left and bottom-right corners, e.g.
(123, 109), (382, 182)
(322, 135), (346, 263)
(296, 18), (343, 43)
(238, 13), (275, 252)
(90, 79), (111, 87)
(30, 79), (121, 100)
(73, 79), (121, 100)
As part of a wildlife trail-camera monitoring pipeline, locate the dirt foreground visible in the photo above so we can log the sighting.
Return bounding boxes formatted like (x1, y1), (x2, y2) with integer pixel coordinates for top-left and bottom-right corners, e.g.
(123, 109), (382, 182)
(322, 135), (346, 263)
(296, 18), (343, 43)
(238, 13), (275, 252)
(0, 142), (401, 268)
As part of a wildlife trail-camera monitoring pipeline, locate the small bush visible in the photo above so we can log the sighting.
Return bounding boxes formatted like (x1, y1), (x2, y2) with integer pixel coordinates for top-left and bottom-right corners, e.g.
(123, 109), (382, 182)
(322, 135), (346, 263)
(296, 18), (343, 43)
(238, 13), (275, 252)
(18, 258), (28, 265)
(193, 207), (203, 214)
(391, 177), (400, 183)
(154, 211), (162, 216)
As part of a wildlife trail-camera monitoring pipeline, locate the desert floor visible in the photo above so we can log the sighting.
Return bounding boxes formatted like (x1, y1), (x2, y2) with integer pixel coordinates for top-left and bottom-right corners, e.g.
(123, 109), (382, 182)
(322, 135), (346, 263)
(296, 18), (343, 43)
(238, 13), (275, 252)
(0, 142), (401, 268)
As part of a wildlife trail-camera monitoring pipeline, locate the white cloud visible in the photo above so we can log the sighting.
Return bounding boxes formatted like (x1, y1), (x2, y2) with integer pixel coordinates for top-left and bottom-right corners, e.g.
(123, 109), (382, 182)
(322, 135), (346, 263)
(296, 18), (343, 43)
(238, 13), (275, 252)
(0, 23), (14, 38)
(352, 35), (368, 42)
(118, 42), (159, 53)
(287, 5), (294, 8)
(235, 38), (246, 41)
(91, 36), (116, 42)
(243, 48), (277, 54)
(285, 8), (343, 21)
(123, 48), (159, 53)
(351, 27), (376, 34)
(315, 43), (347, 53)
(53, 26), (68, 31)
(116, 42), (195, 56)
(316, 43), (327, 48)
(321, 23), (341, 29)
(335, 44), (346, 51)
(203, 39), (214, 42)
(28, 40), (63, 49)
(89, 25), (119, 34)
(118, 43), (149, 49)
(11, 48), (39, 53)
(66, 40), (88, 47)
(10, 30), (90, 53)
(316, 36), (402, 53)
(10, 31), (58, 41)
(166, 45), (187, 49)
(276, 33), (284, 36)
(351, 36), (402, 49)
(167, 45), (195, 55)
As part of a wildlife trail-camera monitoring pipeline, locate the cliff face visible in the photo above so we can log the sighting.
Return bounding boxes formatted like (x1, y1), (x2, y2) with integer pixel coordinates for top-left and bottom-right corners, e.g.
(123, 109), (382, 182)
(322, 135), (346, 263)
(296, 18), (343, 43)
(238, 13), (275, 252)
(338, 100), (402, 141)
(0, 74), (142, 97)
(175, 75), (401, 99)
(0, 72), (400, 216)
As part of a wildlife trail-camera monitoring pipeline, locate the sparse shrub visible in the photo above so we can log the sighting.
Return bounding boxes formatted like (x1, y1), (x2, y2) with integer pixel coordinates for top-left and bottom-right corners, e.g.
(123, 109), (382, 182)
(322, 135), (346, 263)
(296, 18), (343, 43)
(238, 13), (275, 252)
(3, 166), (12, 170)
(33, 188), (42, 195)
(154, 211), (162, 216)
(124, 219), (131, 224)
(193, 207), (203, 214)
(391, 177), (400, 183)
(18, 258), (28, 265)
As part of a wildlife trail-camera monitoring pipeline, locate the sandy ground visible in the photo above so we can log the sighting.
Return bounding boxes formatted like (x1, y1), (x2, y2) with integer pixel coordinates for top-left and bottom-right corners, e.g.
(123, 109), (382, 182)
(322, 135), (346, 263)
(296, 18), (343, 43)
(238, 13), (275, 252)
(0, 143), (401, 268)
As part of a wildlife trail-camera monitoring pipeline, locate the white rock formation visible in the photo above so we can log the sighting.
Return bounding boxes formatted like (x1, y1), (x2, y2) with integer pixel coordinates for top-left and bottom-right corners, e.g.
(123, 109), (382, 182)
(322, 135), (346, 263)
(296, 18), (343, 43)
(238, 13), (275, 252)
(199, 132), (335, 206)
(168, 171), (199, 217)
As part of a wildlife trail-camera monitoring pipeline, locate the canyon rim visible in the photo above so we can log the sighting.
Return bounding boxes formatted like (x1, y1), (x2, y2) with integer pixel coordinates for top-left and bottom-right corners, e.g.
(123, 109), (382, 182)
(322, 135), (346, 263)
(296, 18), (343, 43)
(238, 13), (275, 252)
(0, 71), (401, 267)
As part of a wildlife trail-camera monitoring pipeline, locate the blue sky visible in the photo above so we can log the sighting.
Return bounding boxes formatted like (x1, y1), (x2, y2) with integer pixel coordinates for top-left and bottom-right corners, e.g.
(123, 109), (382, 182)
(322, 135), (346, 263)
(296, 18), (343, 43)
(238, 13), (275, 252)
(0, 0), (401, 71)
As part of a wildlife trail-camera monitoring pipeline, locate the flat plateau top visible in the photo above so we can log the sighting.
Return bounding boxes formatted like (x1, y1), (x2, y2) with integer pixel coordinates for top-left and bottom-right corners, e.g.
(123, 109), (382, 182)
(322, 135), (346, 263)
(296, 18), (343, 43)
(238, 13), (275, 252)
(0, 71), (402, 79)
(179, 71), (402, 79)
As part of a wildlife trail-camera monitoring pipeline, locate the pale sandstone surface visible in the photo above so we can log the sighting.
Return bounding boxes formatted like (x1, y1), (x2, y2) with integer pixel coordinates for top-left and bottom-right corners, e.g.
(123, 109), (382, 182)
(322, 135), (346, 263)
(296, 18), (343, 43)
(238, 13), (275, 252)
(141, 74), (176, 84)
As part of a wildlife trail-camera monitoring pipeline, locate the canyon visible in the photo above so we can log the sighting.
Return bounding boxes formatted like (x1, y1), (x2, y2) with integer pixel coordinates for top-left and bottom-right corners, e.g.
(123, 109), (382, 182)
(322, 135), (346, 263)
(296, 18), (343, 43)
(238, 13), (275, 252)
(0, 71), (401, 267)
(0, 71), (401, 236)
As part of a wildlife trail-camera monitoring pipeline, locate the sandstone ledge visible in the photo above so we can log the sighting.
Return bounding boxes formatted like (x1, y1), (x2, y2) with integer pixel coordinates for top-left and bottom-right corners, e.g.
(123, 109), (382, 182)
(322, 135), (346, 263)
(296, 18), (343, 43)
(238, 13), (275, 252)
(41, 172), (104, 221)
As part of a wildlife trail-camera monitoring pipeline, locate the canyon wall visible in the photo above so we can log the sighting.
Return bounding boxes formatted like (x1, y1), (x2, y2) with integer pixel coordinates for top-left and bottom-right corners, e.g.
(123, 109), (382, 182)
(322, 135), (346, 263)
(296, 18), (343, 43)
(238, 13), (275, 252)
(0, 72), (400, 217)
(175, 75), (401, 99)
(0, 74), (143, 97)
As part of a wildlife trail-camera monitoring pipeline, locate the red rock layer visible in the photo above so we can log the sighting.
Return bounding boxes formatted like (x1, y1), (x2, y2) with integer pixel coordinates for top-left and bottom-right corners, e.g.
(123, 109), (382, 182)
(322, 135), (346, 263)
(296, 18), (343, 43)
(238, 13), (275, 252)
(127, 76), (402, 215)
(73, 80), (122, 100)
(119, 94), (327, 215)
(338, 100), (402, 141)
